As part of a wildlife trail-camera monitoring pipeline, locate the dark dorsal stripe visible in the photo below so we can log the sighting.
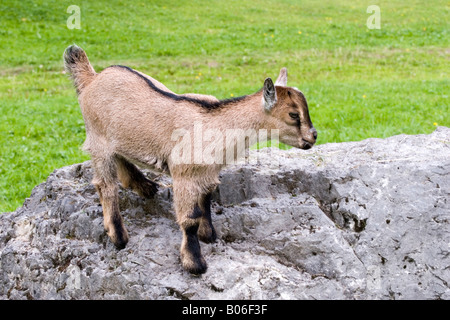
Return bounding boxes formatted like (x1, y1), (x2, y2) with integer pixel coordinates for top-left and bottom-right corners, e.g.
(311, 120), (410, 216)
(107, 65), (248, 111)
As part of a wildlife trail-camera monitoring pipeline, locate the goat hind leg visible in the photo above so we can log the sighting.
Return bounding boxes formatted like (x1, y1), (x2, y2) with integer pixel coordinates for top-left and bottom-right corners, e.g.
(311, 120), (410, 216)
(92, 156), (129, 249)
(116, 155), (158, 199)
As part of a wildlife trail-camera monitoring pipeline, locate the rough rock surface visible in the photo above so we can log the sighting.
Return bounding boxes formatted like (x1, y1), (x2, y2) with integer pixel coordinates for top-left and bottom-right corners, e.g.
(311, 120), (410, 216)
(0, 127), (449, 300)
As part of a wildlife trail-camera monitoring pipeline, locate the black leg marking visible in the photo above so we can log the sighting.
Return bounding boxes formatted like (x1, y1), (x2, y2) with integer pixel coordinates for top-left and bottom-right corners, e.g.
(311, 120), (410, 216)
(185, 224), (201, 254)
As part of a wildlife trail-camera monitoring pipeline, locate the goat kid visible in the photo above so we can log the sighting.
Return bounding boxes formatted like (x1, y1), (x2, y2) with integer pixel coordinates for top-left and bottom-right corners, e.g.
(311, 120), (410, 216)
(64, 45), (317, 274)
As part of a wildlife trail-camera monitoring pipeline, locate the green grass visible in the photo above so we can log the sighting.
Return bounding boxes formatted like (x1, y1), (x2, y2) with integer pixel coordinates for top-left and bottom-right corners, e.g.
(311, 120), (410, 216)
(0, 0), (449, 212)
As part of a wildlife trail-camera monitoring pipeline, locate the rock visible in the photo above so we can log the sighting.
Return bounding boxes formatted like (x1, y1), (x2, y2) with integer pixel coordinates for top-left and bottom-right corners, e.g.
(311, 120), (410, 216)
(0, 127), (449, 300)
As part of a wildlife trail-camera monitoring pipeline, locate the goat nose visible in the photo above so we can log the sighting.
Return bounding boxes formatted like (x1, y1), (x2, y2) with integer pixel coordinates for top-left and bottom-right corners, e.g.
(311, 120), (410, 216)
(310, 127), (317, 141)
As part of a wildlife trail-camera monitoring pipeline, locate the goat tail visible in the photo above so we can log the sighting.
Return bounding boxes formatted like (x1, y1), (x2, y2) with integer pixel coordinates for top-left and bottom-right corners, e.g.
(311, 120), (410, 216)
(63, 44), (96, 94)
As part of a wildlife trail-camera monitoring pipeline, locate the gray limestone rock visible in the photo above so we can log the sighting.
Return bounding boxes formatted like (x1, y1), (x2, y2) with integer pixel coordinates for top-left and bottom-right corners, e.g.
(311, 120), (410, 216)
(0, 127), (449, 300)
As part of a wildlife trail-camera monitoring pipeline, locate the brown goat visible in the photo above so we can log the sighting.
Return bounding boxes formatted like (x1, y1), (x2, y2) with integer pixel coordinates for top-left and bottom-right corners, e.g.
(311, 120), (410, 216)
(63, 45), (317, 274)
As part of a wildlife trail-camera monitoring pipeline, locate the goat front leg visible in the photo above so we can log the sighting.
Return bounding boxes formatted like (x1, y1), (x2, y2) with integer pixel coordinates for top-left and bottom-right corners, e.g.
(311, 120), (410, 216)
(180, 215), (207, 275)
(198, 192), (217, 244)
(173, 181), (208, 274)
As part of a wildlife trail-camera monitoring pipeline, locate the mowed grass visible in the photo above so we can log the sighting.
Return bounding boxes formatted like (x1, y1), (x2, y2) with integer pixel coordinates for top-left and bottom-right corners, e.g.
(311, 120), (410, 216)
(0, 0), (449, 212)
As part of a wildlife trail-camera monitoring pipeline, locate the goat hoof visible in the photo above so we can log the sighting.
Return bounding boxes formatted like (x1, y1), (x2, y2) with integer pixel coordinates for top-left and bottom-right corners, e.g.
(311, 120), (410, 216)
(108, 227), (129, 250)
(186, 258), (208, 275)
(181, 253), (208, 275)
(113, 237), (128, 250)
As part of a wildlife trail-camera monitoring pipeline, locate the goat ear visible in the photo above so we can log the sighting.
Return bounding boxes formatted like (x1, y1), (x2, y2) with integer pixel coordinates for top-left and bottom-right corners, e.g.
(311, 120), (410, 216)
(263, 77), (277, 111)
(275, 67), (288, 86)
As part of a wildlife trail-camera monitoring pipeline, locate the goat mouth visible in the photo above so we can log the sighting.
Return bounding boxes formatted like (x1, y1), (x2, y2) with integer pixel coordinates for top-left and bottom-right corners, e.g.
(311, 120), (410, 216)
(302, 143), (312, 150)
(300, 140), (314, 150)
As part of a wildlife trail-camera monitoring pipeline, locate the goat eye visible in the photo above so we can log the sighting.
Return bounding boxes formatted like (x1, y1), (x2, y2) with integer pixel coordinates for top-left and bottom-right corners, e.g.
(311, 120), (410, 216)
(289, 112), (299, 119)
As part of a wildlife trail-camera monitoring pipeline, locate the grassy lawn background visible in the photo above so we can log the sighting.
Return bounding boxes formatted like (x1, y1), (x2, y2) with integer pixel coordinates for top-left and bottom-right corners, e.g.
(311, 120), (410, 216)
(0, 0), (448, 212)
